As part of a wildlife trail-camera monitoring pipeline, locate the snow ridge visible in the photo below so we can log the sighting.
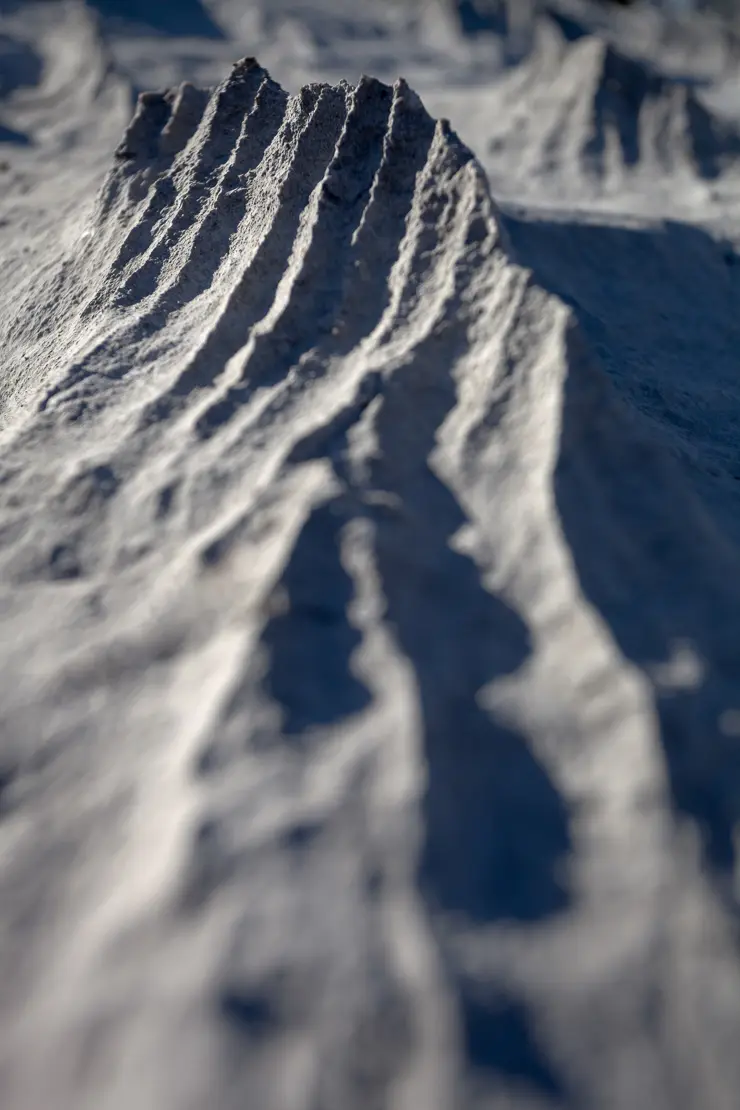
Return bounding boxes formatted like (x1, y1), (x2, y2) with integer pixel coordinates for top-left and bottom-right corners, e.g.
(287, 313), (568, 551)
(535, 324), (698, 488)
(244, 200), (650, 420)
(1, 58), (740, 1110)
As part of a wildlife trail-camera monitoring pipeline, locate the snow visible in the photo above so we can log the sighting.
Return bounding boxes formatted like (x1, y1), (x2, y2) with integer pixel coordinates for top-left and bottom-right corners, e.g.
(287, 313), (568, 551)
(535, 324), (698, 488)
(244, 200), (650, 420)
(2, 2), (740, 1107)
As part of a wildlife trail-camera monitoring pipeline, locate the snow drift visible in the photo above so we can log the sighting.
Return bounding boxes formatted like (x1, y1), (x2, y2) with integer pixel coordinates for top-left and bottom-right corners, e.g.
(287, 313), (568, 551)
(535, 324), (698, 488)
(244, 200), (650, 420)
(469, 10), (740, 198)
(2, 52), (740, 1110)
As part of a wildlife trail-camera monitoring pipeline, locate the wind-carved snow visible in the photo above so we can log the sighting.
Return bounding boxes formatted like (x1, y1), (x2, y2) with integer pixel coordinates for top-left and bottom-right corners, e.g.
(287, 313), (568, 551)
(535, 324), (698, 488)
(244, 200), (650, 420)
(429, 10), (740, 203)
(1, 53), (740, 1110)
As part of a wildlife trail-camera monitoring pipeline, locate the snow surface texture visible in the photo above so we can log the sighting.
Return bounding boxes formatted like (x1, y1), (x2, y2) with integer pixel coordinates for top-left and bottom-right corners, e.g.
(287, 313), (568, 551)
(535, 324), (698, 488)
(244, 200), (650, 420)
(3, 2), (740, 1109)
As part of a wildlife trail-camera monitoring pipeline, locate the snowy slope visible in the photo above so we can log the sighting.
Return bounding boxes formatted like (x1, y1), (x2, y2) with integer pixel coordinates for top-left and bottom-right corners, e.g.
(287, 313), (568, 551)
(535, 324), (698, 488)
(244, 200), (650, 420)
(2, 3), (740, 1109)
